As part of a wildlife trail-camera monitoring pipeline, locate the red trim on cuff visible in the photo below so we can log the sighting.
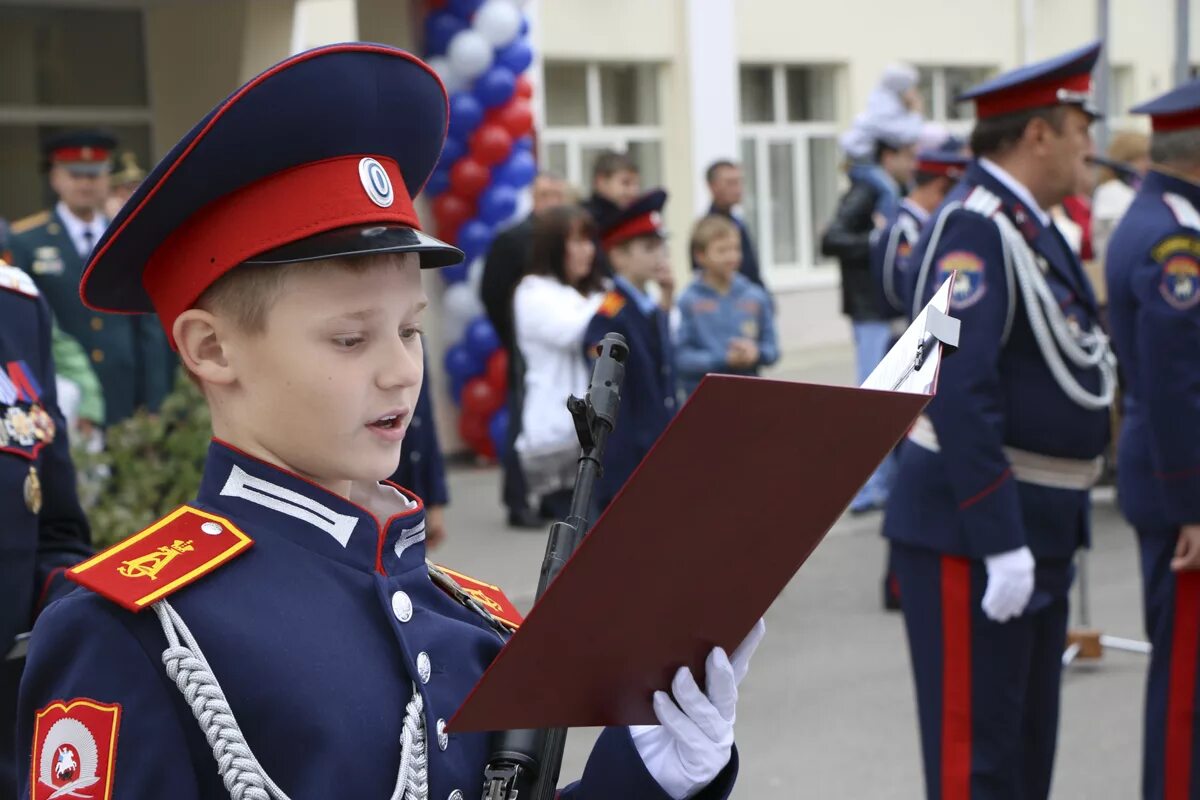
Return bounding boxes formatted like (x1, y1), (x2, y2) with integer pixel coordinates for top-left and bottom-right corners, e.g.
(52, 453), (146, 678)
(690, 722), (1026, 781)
(958, 468), (1013, 511)
(1156, 465), (1200, 481)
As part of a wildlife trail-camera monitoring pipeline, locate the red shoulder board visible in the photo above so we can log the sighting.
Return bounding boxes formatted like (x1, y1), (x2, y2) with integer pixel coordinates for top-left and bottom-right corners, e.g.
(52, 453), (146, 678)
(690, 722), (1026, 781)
(31, 698), (120, 800)
(597, 291), (626, 318)
(68, 506), (252, 612)
(432, 563), (523, 631)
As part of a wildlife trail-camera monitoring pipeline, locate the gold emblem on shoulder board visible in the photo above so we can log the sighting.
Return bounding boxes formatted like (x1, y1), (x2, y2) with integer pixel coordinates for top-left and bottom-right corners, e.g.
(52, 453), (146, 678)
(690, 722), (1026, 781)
(24, 466), (41, 514)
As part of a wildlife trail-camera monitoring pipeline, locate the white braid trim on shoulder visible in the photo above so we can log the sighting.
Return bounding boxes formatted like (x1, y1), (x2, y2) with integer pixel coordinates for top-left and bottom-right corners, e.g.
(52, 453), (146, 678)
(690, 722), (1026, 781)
(154, 600), (428, 800)
(1163, 192), (1200, 231)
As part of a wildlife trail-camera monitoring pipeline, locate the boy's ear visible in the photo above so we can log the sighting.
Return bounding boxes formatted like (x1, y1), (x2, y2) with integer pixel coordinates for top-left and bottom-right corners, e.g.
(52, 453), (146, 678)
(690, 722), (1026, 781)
(174, 308), (236, 386)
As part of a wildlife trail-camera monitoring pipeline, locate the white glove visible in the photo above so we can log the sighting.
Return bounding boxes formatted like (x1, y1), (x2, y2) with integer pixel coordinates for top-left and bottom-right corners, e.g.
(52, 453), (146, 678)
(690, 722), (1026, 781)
(630, 619), (766, 800)
(982, 546), (1035, 623)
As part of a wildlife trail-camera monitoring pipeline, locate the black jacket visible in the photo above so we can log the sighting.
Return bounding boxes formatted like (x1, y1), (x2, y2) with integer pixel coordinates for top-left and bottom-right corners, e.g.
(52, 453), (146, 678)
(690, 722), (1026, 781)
(820, 180), (885, 321)
(480, 215), (534, 352)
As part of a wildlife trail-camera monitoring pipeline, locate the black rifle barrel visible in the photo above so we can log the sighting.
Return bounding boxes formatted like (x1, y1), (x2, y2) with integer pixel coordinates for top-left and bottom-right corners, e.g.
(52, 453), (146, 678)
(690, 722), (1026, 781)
(482, 332), (629, 800)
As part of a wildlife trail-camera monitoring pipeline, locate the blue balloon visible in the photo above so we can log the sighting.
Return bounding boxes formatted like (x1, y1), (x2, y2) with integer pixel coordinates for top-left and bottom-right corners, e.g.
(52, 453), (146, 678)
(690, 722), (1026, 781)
(520, 16), (530, 37)
(425, 168), (451, 197)
(495, 150), (537, 189)
(479, 184), (519, 225)
(465, 316), (501, 361)
(513, 136), (534, 154)
(458, 218), (495, 259)
(440, 136), (467, 167)
(447, 0), (483, 18)
(474, 65), (517, 109)
(444, 342), (485, 383)
(495, 38), (533, 74)
(440, 262), (469, 284)
(424, 11), (467, 57)
(488, 407), (510, 461)
(448, 93), (484, 139)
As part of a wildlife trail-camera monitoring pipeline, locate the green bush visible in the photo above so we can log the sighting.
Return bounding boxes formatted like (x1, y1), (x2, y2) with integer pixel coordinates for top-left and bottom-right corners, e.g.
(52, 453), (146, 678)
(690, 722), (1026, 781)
(74, 370), (211, 549)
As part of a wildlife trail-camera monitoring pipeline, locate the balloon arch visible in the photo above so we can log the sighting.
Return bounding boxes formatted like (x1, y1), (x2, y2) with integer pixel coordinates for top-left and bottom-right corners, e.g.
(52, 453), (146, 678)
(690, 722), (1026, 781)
(422, 0), (534, 460)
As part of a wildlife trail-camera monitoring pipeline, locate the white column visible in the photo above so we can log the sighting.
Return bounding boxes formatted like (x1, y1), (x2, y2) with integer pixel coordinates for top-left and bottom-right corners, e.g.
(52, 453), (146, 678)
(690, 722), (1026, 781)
(683, 0), (739, 217)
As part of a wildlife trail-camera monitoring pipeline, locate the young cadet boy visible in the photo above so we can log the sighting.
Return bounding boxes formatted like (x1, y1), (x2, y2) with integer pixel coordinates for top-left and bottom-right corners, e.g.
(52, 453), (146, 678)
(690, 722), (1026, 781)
(0, 259), (92, 798)
(584, 189), (678, 511)
(16, 46), (762, 800)
(676, 214), (778, 396)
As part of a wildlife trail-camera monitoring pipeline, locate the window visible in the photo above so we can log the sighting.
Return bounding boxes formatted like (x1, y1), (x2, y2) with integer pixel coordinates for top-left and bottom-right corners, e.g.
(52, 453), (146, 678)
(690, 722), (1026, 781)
(917, 65), (993, 124)
(1107, 65), (1135, 117)
(540, 61), (663, 191)
(738, 64), (841, 277)
(0, 4), (153, 220)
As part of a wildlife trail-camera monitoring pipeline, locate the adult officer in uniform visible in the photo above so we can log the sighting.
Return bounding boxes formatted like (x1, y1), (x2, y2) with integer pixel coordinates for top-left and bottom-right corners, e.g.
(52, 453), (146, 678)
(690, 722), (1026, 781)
(885, 42), (1116, 799)
(584, 189), (677, 511)
(1106, 80), (1200, 800)
(0, 259), (91, 797)
(9, 132), (174, 426)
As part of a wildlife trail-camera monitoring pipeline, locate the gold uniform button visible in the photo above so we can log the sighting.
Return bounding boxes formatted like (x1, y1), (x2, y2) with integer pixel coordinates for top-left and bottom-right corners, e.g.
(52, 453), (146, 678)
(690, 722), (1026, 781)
(91, 349), (104, 363)
(90, 317), (103, 331)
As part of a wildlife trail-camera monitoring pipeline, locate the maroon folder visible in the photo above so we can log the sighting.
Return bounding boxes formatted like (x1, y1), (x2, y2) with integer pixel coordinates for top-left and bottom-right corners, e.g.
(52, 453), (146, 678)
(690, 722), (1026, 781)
(446, 374), (933, 732)
(447, 275), (960, 732)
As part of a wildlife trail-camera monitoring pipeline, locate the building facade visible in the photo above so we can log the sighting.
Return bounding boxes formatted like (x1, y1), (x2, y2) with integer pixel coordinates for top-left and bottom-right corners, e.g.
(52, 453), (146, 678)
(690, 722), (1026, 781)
(0, 0), (1193, 441)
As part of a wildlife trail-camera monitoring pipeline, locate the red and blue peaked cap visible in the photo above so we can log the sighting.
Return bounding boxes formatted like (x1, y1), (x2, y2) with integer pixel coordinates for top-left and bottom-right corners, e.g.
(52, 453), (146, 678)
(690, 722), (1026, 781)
(81, 43), (463, 343)
(1131, 76), (1200, 132)
(956, 40), (1102, 120)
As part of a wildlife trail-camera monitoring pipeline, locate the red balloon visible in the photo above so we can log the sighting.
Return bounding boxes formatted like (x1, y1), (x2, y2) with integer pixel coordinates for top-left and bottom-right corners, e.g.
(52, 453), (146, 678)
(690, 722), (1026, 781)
(458, 410), (496, 459)
(432, 193), (474, 234)
(485, 349), (508, 394)
(449, 158), (491, 198)
(514, 75), (534, 99)
(462, 376), (504, 419)
(470, 124), (514, 167)
(494, 99), (534, 140)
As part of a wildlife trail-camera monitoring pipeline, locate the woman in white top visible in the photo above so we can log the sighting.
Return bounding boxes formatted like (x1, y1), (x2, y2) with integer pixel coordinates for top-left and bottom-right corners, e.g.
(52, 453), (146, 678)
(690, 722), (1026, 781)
(512, 205), (606, 516)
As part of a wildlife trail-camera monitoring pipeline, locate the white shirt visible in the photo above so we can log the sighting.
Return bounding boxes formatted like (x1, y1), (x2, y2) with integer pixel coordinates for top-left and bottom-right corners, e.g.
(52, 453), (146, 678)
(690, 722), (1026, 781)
(512, 274), (604, 456)
(56, 201), (107, 259)
(978, 158), (1051, 226)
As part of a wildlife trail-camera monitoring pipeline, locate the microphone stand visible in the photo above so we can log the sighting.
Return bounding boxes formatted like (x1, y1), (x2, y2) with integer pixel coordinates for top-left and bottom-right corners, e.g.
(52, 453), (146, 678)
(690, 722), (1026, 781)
(482, 332), (629, 800)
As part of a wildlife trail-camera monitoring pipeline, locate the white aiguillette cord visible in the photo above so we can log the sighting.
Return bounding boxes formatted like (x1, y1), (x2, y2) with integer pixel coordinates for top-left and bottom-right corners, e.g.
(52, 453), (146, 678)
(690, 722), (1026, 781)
(153, 599), (429, 800)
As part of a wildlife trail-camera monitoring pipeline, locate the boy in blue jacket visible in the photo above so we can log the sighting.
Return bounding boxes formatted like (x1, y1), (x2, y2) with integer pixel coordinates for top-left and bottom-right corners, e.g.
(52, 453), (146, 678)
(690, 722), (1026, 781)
(676, 215), (778, 396)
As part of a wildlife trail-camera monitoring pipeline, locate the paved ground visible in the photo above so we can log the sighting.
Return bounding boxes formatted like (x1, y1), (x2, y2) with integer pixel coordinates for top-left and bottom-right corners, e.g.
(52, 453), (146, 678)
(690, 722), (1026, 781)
(435, 346), (1149, 798)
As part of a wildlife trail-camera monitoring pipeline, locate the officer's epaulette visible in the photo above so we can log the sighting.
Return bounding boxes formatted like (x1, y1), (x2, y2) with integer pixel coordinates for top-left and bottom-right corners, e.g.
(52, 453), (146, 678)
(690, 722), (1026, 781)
(427, 561), (523, 634)
(0, 262), (38, 298)
(597, 291), (626, 318)
(68, 506), (253, 612)
(9, 210), (50, 235)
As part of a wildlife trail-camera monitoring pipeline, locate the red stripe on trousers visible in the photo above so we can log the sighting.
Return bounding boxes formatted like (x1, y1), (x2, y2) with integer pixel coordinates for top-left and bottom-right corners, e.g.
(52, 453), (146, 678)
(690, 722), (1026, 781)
(1166, 572), (1200, 800)
(941, 556), (972, 800)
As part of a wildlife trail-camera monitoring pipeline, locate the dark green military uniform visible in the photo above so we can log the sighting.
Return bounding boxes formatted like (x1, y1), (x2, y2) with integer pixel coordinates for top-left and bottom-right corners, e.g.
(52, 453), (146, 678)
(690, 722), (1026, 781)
(9, 209), (173, 425)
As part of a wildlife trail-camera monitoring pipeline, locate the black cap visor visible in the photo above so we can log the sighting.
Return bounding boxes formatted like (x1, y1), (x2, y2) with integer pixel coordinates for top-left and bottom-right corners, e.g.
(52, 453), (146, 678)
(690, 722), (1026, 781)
(244, 223), (464, 268)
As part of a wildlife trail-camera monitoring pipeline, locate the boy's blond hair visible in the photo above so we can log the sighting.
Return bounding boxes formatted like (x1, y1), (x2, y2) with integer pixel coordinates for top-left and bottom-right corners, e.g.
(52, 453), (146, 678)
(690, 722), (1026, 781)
(690, 214), (740, 259)
(182, 254), (396, 384)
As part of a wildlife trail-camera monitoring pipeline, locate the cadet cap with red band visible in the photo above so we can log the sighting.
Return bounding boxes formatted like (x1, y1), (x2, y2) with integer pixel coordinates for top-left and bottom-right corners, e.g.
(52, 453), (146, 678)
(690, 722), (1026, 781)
(45, 130), (117, 177)
(599, 189), (669, 251)
(1130, 76), (1200, 132)
(956, 40), (1103, 120)
(79, 43), (463, 348)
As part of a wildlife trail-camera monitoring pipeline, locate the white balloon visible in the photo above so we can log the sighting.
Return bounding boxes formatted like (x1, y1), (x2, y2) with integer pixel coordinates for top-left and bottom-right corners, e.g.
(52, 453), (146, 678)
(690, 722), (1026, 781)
(426, 55), (467, 94)
(447, 30), (494, 81)
(473, 0), (523, 47)
(443, 282), (485, 343)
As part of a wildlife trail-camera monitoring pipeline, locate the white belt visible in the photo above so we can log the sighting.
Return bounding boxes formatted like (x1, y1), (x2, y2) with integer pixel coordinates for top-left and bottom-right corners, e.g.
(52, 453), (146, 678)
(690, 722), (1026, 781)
(907, 415), (1104, 491)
